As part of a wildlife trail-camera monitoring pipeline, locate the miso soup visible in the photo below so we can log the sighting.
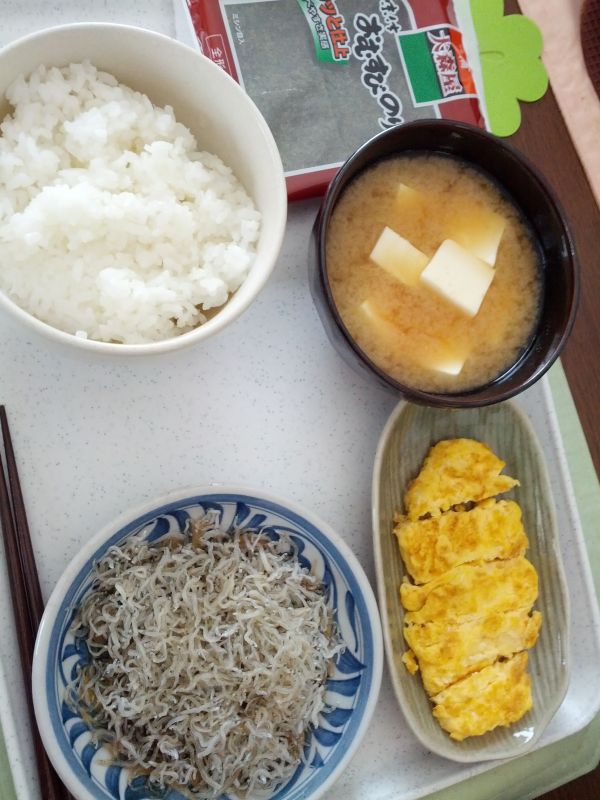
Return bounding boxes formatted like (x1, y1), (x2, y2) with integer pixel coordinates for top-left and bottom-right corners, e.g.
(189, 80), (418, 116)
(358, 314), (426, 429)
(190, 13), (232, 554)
(326, 154), (542, 393)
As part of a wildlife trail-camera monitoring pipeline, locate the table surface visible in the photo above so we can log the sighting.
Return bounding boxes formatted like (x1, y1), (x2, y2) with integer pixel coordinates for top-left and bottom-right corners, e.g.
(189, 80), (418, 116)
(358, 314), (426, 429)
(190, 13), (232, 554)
(514, 1), (600, 797)
(511, 50), (600, 481)
(0, 1), (599, 799)
(506, 0), (600, 795)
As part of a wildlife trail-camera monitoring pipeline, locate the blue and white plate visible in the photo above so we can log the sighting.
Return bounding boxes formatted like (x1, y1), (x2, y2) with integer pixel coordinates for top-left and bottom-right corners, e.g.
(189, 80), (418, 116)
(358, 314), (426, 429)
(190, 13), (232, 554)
(33, 487), (383, 800)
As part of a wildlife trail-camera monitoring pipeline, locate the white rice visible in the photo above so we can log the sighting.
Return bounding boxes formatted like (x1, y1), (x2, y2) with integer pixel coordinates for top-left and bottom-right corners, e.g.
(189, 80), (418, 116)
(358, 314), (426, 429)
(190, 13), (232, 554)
(0, 61), (261, 344)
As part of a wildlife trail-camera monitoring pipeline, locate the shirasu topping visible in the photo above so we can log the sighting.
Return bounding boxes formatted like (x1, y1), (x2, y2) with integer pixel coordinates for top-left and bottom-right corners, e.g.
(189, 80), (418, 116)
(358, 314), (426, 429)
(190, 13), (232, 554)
(69, 517), (344, 798)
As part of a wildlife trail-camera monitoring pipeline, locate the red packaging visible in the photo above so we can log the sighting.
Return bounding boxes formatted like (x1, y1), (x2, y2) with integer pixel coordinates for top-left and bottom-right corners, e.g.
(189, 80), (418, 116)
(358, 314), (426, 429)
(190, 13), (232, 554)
(182, 0), (485, 200)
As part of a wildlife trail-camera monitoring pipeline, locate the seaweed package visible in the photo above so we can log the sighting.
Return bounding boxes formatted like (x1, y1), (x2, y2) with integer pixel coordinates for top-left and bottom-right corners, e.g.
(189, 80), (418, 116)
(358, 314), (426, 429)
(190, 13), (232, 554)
(177, 0), (485, 199)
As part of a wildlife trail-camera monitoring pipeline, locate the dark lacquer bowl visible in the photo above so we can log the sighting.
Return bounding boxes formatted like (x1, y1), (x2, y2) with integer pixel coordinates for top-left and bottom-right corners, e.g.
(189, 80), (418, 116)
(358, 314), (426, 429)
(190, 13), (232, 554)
(308, 120), (579, 407)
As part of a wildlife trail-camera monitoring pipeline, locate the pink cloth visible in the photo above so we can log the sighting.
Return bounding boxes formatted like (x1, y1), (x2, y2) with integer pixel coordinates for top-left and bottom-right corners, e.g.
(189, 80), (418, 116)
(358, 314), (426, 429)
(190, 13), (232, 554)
(519, 0), (600, 207)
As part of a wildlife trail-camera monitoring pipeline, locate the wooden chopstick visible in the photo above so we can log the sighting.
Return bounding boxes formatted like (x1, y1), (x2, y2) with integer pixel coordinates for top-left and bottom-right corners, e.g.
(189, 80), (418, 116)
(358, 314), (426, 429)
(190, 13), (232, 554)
(0, 407), (73, 800)
(0, 410), (45, 642)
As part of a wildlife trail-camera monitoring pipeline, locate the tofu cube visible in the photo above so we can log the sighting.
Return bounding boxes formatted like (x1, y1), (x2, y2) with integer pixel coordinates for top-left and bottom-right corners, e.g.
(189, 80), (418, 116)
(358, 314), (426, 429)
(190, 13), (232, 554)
(396, 183), (426, 212)
(359, 298), (408, 346)
(450, 207), (506, 266)
(420, 240), (495, 318)
(422, 349), (467, 376)
(359, 298), (394, 331)
(360, 299), (467, 376)
(420, 336), (469, 376)
(370, 227), (429, 288)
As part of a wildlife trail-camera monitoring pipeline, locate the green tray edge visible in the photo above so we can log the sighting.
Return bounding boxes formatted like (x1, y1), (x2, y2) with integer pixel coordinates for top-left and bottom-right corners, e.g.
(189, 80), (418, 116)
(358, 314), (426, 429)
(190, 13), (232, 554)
(1, 362), (597, 800)
(424, 361), (600, 800)
(0, 722), (14, 800)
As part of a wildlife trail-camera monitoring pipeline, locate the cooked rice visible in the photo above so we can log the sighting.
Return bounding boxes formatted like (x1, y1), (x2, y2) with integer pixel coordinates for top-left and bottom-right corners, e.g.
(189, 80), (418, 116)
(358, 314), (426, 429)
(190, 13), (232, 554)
(0, 61), (261, 343)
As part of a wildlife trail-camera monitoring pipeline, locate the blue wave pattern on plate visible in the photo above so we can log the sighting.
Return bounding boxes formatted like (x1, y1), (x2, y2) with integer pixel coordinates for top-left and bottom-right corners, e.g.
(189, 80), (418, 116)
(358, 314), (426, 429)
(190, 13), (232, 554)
(49, 495), (373, 800)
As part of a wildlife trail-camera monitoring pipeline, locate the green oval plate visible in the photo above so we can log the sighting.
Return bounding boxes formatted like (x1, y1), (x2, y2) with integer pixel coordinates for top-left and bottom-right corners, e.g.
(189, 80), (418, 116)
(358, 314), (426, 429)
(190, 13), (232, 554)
(372, 400), (570, 763)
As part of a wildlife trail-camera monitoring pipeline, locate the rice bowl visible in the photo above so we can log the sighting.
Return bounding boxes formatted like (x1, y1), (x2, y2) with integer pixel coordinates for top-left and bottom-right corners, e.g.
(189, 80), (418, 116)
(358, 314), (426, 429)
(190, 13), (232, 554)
(0, 62), (261, 344)
(0, 23), (286, 354)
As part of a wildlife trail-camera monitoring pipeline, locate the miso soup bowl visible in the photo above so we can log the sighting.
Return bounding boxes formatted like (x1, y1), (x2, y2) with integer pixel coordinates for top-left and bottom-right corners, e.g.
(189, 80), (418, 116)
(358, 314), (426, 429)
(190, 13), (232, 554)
(308, 120), (579, 407)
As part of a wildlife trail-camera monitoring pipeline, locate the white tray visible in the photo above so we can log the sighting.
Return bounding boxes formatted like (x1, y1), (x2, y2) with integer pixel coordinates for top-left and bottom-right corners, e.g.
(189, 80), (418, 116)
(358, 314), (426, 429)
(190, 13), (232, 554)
(0, 5), (600, 800)
(1, 195), (599, 800)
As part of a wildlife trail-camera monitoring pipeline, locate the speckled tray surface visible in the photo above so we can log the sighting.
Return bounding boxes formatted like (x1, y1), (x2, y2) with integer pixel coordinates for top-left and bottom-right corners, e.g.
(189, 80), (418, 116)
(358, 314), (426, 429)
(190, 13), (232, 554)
(1, 4), (600, 800)
(1, 198), (600, 800)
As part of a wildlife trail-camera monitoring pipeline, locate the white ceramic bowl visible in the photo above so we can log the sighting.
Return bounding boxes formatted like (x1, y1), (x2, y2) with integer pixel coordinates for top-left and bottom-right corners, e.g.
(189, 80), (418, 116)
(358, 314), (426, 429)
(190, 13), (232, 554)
(32, 486), (383, 800)
(0, 23), (287, 355)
